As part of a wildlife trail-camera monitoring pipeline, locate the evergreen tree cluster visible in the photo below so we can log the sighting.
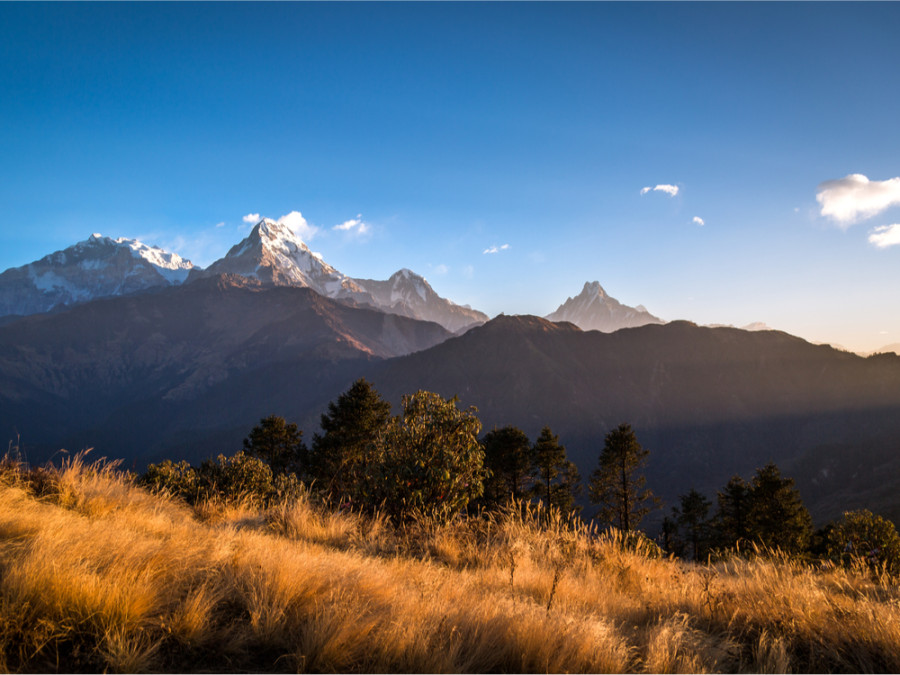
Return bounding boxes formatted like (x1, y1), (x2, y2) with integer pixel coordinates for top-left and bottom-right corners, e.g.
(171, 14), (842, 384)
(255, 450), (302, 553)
(140, 378), (900, 574)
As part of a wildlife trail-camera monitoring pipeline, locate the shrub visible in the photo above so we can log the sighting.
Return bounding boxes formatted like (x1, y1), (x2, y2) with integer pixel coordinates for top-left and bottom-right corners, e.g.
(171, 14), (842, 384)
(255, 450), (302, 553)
(140, 459), (201, 502)
(198, 451), (277, 507)
(826, 509), (900, 575)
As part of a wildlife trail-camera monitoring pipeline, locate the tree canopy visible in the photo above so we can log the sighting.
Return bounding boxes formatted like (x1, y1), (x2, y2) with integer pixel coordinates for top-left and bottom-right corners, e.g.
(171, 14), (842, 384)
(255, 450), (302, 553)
(369, 390), (485, 521)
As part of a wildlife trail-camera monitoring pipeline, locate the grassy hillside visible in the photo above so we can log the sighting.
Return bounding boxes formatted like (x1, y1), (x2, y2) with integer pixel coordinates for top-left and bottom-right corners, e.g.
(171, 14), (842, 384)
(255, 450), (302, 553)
(2, 455), (900, 673)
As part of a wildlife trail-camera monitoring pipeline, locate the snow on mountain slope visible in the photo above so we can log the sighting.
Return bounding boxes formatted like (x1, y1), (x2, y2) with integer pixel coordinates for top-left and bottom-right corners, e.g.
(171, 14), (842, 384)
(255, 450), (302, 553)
(545, 281), (663, 332)
(192, 219), (370, 301)
(354, 269), (488, 333)
(0, 234), (194, 317)
(195, 220), (488, 332)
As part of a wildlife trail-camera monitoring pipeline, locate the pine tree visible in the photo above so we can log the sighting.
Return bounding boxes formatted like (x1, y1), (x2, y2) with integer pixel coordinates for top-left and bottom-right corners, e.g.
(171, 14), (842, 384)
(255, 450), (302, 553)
(589, 423), (657, 531)
(309, 378), (391, 501)
(674, 488), (713, 561)
(531, 426), (581, 514)
(713, 475), (753, 548)
(242, 415), (307, 476)
(480, 425), (534, 507)
(746, 462), (813, 553)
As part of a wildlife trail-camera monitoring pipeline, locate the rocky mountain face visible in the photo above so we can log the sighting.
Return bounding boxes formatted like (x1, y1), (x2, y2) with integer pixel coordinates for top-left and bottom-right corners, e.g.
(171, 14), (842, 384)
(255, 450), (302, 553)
(0, 234), (194, 318)
(545, 281), (663, 332)
(354, 269), (488, 333)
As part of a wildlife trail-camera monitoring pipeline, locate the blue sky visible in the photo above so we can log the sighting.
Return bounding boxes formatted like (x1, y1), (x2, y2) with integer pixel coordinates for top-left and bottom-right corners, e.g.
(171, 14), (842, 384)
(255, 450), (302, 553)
(2, 2), (900, 352)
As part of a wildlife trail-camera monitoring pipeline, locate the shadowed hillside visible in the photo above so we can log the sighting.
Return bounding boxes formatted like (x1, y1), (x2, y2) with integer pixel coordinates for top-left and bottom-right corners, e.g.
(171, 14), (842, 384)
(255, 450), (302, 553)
(367, 316), (900, 523)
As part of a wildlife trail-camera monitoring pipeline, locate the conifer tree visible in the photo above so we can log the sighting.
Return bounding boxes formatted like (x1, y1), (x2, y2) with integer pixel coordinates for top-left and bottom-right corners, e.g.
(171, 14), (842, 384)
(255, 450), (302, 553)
(242, 415), (307, 476)
(746, 462), (813, 553)
(480, 425), (534, 507)
(674, 488), (713, 561)
(589, 423), (657, 531)
(713, 475), (753, 548)
(531, 426), (581, 514)
(309, 378), (391, 501)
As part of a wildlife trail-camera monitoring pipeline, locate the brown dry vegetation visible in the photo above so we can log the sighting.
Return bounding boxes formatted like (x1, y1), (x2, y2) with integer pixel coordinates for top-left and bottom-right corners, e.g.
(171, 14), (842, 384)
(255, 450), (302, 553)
(2, 455), (900, 673)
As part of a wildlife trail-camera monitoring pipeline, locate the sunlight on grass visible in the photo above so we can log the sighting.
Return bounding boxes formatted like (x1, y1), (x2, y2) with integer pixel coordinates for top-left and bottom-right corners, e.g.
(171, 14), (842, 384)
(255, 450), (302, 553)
(2, 455), (900, 672)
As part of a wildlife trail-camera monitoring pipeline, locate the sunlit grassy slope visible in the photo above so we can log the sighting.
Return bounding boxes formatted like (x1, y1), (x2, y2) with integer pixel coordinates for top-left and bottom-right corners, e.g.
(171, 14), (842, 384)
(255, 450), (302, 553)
(2, 456), (900, 673)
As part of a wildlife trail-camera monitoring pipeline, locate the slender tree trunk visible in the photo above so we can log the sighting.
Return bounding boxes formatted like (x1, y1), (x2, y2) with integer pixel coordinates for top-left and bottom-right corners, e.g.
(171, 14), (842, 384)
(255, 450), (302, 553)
(621, 454), (630, 532)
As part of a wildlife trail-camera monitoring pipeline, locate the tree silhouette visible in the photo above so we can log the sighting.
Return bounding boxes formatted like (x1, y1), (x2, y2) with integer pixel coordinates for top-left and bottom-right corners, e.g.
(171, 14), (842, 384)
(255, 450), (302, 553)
(674, 488), (713, 561)
(531, 426), (581, 514)
(746, 462), (813, 553)
(480, 425), (534, 507)
(589, 423), (657, 531)
(713, 475), (753, 548)
(242, 415), (307, 476)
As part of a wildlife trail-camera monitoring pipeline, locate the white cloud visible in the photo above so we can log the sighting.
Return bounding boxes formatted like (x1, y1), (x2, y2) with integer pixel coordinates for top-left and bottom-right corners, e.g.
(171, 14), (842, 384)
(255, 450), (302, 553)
(242, 213), (261, 224)
(816, 174), (900, 226)
(433, 264), (449, 275)
(215, 222), (225, 228)
(868, 224), (900, 248)
(333, 214), (371, 238)
(693, 216), (705, 226)
(276, 211), (318, 240)
(641, 184), (679, 197)
(483, 243), (510, 254)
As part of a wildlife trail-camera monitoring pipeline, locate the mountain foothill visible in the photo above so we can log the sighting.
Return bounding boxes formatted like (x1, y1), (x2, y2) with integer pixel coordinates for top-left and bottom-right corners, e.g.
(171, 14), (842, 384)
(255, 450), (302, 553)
(2, 220), (900, 525)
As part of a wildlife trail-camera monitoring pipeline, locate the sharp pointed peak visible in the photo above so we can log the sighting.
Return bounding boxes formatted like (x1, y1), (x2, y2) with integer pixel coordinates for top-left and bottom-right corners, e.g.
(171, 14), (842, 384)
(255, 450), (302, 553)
(391, 268), (422, 281)
(581, 280), (608, 297)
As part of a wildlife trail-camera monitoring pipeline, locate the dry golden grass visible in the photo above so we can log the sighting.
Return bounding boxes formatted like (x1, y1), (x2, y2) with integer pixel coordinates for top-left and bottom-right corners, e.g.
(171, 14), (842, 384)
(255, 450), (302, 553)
(2, 454), (900, 673)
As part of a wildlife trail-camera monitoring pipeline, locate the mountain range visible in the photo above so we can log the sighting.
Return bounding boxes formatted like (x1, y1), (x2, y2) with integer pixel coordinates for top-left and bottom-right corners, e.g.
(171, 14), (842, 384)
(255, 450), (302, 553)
(0, 220), (661, 334)
(4, 223), (899, 525)
(0, 221), (490, 333)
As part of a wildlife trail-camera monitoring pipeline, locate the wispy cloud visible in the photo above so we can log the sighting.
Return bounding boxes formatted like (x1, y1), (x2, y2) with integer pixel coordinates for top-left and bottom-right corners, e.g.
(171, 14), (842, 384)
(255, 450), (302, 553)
(276, 211), (319, 240)
(215, 222), (225, 228)
(462, 265), (474, 279)
(242, 213), (261, 224)
(333, 214), (371, 239)
(640, 184), (679, 197)
(817, 174), (900, 226)
(483, 244), (510, 255)
(693, 216), (705, 226)
(868, 224), (900, 248)
(433, 264), (449, 275)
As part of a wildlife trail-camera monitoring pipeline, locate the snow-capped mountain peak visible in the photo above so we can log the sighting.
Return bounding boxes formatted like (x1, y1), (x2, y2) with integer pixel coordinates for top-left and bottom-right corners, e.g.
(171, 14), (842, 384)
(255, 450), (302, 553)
(546, 281), (663, 332)
(195, 219), (367, 299)
(353, 268), (488, 333)
(0, 234), (195, 317)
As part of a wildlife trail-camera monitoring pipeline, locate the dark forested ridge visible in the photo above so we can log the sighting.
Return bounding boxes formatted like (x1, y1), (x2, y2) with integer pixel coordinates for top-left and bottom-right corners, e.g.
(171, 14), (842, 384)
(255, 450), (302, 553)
(3, 298), (900, 523)
(365, 316), (900, 522)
